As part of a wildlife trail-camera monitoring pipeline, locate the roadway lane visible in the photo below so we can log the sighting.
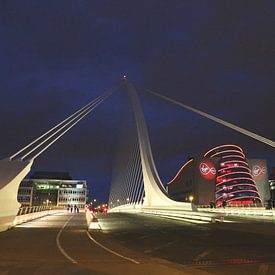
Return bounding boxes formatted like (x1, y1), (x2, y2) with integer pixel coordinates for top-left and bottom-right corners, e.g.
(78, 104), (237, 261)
(0, 211), (205, 275)
(95, 212), (275, 274)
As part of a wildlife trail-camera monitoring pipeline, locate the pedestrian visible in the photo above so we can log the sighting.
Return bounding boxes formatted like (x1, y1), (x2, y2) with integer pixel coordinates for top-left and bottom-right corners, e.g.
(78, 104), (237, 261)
(70, 206), (73, 213)
(222, 200), (227, 208)
(77, 207), (79, 213)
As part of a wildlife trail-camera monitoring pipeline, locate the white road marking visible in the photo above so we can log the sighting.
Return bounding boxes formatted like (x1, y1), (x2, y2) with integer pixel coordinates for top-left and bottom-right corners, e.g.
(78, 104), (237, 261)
(86, 230), (140, 264)
(144, 240), (178, 254)
(56, 215), (77, 264)
(194, 250), (212, 261)
(258, 264), (269, 274)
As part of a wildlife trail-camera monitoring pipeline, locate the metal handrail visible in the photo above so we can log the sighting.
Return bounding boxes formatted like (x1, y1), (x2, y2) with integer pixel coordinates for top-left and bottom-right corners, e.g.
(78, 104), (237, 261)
(16, 206), (62, 216)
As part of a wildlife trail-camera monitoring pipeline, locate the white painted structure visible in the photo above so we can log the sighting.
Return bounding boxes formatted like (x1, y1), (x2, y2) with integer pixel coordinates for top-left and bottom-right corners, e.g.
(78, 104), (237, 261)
(0, 159), (33, 232)
(125, 81), (194, 210)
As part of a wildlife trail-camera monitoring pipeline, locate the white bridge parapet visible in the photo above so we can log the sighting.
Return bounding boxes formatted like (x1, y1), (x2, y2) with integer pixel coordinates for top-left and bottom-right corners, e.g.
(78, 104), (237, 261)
(13, 209), (65, 227)
(0, 158), (33, 232)
(109, 204), (224, 223)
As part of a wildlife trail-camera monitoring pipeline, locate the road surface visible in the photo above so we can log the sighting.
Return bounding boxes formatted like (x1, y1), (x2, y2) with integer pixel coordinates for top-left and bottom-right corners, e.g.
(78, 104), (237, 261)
(1, 211), (275, 274)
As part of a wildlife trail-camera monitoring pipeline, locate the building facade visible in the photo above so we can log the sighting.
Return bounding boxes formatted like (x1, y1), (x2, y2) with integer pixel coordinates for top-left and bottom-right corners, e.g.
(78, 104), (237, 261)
(168, 144), (269, 206)
(17, 172), (88, 208)
(167, 157), (220, 205)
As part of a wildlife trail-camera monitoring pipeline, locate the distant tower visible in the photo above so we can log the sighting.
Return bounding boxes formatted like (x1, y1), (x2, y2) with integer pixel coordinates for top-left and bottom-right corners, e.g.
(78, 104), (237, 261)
(204, 144), (262, 206)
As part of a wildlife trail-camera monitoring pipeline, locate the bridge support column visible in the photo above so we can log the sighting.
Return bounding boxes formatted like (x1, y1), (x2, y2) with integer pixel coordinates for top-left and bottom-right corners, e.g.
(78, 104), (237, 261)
(126, 81), (193, 210)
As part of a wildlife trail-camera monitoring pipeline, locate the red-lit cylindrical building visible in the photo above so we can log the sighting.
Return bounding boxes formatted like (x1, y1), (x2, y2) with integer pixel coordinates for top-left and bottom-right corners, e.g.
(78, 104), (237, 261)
(204, 144), (262, 206)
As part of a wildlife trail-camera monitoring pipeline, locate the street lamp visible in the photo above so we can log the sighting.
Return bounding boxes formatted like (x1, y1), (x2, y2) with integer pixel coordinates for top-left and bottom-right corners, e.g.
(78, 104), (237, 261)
(188, 195), (194, 203)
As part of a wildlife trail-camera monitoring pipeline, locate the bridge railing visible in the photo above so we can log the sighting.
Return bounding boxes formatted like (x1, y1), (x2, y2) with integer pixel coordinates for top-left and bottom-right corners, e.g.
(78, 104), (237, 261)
(17, 206), (51, 216)
(12, 206), (66, 228)
(16, 206), (64, 216)
(198, 203), (264, 209)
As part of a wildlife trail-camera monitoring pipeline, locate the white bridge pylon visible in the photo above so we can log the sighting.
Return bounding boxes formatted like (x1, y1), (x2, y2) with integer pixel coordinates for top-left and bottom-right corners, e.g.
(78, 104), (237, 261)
(0, 84), (120, 232)
(125, 80), (193, 209)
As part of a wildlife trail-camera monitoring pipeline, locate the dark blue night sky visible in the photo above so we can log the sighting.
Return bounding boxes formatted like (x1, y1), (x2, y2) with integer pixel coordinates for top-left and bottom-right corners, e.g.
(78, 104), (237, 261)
(0, 1), (274, 202)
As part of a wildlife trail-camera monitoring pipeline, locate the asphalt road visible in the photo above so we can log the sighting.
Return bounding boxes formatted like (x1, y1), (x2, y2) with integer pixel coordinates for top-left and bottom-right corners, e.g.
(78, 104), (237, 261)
(1, 211), (275, 274)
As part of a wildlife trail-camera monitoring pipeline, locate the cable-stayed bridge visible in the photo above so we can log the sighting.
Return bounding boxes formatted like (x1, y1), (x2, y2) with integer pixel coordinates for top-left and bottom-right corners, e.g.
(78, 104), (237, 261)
(0, 78), (274, 232)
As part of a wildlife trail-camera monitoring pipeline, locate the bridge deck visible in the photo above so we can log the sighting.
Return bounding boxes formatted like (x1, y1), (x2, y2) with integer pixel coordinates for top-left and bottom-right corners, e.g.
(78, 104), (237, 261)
(0, 211), (202, 274)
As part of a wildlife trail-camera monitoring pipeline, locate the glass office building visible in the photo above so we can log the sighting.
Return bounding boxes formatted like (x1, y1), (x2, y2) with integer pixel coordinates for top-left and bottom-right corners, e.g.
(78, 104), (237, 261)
(18, 172), (88, 208)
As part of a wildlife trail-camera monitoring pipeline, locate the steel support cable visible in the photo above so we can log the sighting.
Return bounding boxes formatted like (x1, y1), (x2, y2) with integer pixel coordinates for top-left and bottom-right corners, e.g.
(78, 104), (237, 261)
(129, 144), (139, 202)
(124, 141), (138, 203)
(132, 168), (141, 204)
(133, 162), (143, 204)
(30, 93), (111, 161)
(137, 185), (144, 204)
(133, 155), (143, 204)
(110, 154), (121, 207)
(121, 141), (135, 204)
(117, 146), (131, 205)
(113, 145), (128, 206)
(147, 90), (275, 148)
(114, 135), (139, 206)
(10, 82), (121, 160)
(133, 153), (144, 204)
(136, 167), (144, 203)
(132, 160), (143, 204)
(10, 99), (99, 160)
(133, 143), (141, 203)
(110, 148), (123, 206)
(128, 143), (141, 204)
(126, 141), (140, 203)
(110, 135), (131, 206)
(20, 96), (103, 160)
(110, 161), (121, 206)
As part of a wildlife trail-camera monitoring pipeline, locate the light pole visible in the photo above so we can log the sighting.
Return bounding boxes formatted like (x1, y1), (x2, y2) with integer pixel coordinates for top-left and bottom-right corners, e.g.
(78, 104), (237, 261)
(188, 195), (194, 203)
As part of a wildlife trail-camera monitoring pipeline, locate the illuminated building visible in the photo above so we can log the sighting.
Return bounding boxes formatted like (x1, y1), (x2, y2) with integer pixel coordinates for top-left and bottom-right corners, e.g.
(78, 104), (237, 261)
(167, 158), (219, 205)
(17, 171), (88, 208)
(168, 145), (269, 206)
(204, 145), (262, 206)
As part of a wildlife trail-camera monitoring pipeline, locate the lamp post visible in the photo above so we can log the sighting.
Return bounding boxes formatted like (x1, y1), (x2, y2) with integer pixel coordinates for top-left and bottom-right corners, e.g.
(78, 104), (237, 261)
(188, 195), (194, 203)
